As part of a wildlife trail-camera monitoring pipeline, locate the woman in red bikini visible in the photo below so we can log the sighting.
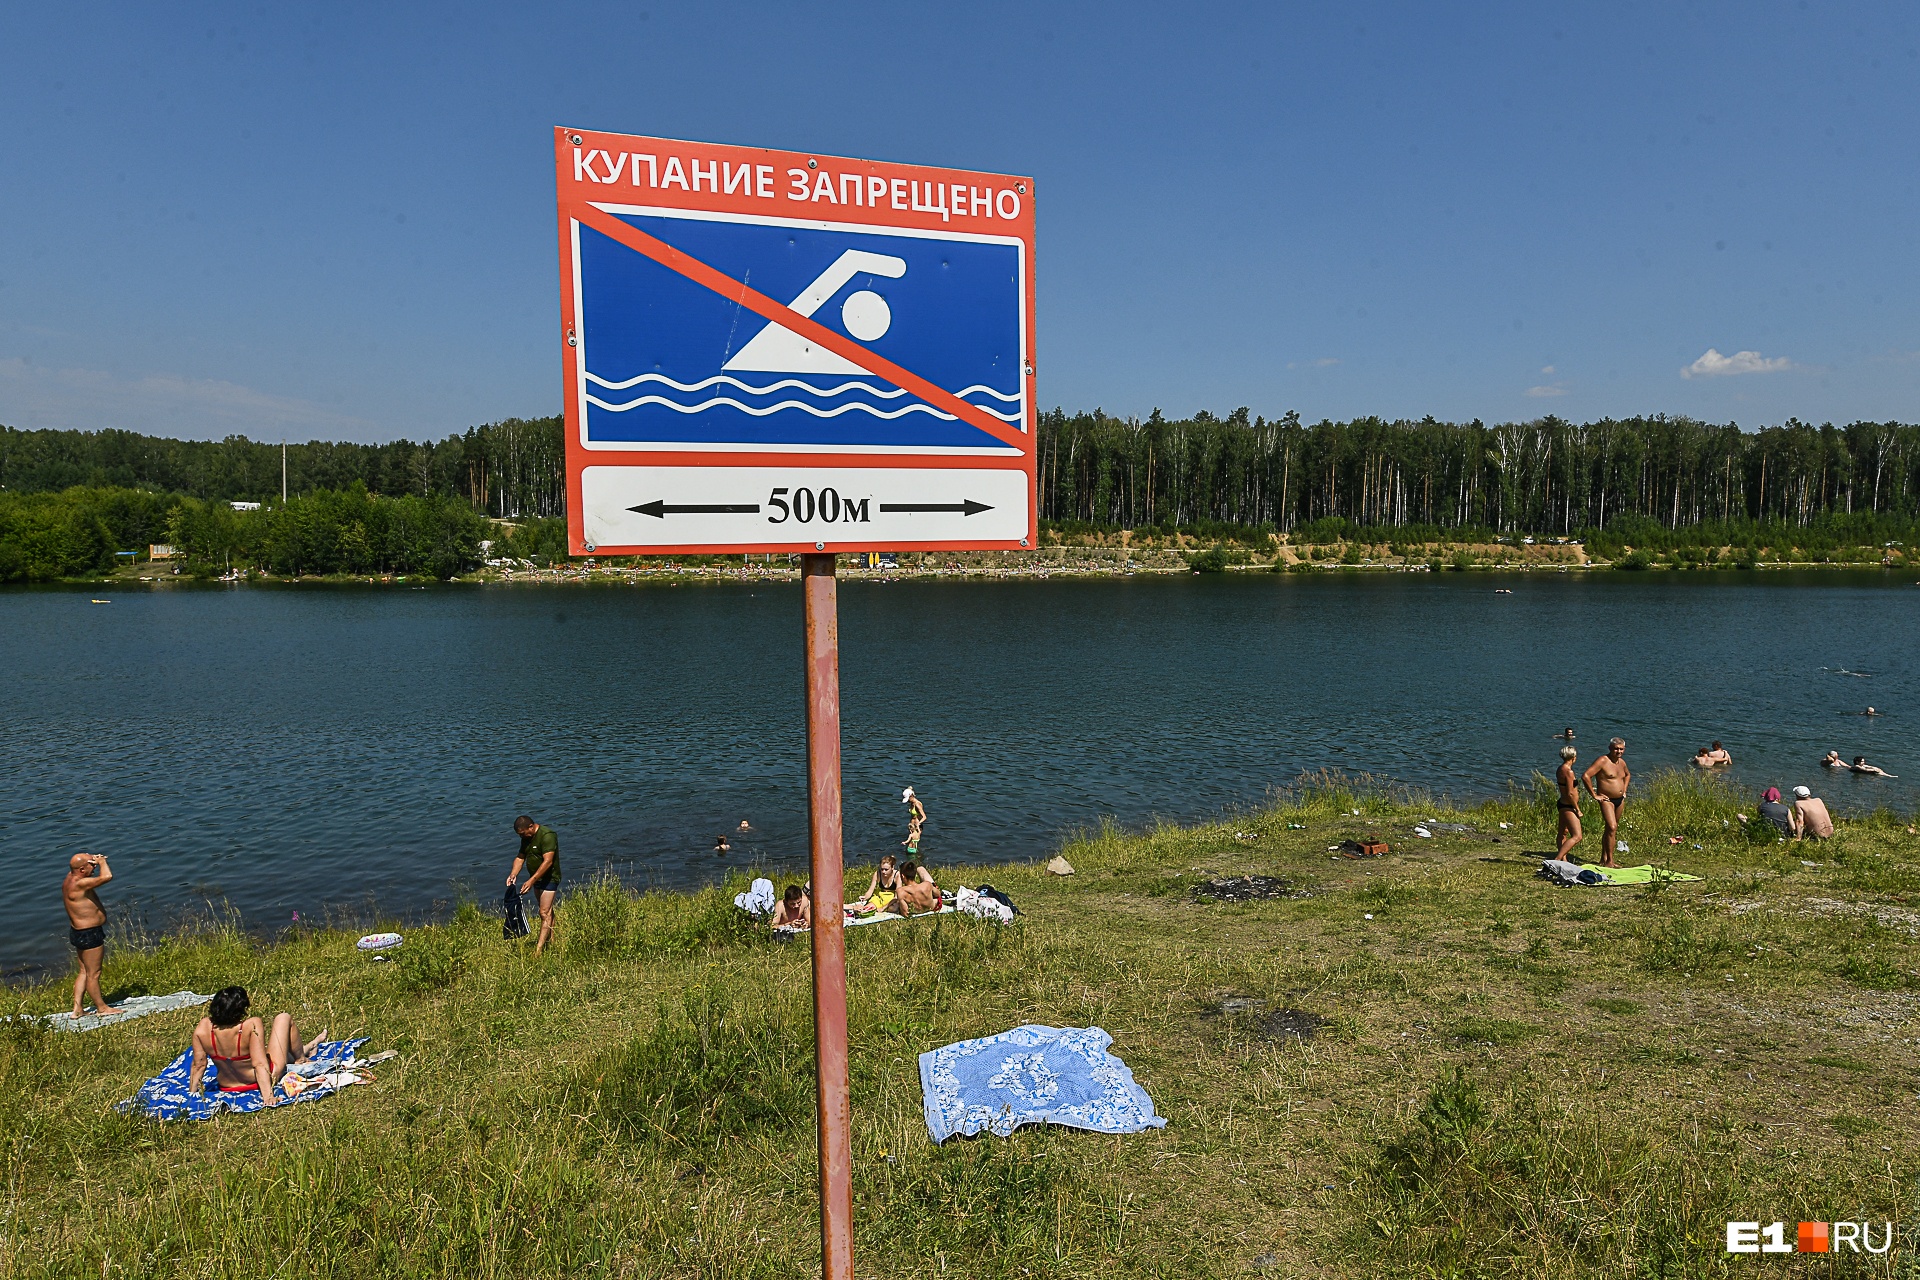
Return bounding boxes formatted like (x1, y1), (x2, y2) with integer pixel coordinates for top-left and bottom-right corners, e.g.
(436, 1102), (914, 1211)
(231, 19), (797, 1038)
(187, 986), (318, 1103)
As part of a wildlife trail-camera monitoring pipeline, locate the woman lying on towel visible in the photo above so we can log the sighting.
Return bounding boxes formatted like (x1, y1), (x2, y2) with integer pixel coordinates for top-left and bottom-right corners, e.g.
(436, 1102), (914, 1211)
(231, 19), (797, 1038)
(187, 986), (320, 1104)
(887, 862), (941, 916)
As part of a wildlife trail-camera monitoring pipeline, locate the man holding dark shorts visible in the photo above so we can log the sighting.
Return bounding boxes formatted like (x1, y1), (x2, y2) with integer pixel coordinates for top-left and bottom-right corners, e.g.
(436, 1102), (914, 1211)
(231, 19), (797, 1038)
(508, 816), (561, 955)
(62, 852), (121, 1018)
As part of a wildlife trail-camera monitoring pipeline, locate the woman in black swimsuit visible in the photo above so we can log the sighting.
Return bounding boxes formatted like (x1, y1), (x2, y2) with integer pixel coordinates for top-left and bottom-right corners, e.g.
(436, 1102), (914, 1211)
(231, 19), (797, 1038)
(1555, 745), (1585, 860)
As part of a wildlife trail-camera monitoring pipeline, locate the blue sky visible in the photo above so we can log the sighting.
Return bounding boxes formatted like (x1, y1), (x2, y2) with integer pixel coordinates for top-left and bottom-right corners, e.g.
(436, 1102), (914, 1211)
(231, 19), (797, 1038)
(1, 1), (1916, 443)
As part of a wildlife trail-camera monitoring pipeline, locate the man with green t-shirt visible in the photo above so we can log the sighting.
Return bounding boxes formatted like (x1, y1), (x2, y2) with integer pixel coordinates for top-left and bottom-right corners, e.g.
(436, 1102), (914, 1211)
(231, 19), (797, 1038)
(507, 815), (561, 955)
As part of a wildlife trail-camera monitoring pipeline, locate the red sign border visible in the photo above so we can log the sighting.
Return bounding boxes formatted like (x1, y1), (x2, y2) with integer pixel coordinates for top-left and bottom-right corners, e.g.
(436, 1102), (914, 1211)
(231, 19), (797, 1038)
(555, 126), (1038, 557)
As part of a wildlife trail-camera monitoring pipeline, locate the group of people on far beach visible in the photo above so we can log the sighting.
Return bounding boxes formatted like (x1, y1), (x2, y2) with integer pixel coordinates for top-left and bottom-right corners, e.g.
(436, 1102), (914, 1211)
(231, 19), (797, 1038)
(1549, 727), (1884, 867)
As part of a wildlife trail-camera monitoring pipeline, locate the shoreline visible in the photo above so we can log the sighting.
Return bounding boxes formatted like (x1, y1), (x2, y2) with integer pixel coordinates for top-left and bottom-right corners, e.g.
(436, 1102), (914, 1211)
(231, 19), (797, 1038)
(9, 775), (1916, 1275)
(27, 553), (1920, 589)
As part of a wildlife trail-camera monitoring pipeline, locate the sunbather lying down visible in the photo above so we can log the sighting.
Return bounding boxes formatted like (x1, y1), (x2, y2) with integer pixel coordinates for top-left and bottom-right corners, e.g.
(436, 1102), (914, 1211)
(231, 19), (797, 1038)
(188, 986), (321, 1105)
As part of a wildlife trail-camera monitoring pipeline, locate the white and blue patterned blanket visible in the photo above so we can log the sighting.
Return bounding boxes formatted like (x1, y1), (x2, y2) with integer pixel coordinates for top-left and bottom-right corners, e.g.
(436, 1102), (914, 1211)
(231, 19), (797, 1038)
(918, 1025), (1167, 1143)
(118, 1038), (369, 1121)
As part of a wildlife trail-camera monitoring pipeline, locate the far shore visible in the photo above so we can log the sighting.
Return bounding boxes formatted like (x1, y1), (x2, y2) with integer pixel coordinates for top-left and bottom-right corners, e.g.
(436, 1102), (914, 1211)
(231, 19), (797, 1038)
(38, 537), (1920, 589)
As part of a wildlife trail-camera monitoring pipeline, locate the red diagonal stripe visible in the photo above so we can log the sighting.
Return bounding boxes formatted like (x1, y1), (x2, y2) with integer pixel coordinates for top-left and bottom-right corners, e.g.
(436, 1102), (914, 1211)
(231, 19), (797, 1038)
(570, 202), (1028, 451)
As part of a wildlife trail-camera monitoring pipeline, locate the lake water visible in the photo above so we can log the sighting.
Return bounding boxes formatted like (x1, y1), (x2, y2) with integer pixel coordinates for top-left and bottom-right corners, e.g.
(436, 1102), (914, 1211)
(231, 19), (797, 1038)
(4, 571), (1915, 974)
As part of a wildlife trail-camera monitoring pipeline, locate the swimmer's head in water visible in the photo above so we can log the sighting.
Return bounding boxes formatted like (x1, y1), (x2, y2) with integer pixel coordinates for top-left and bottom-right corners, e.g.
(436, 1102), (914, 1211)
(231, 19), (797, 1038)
(1712, 741), (1723, 750)
(1855, 756), (1868, 766)
(1560, 746), (1577, 761)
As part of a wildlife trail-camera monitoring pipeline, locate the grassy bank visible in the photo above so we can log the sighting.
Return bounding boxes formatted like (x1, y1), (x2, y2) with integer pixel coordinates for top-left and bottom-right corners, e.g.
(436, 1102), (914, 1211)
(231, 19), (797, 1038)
(6, 772), (1918, 1277)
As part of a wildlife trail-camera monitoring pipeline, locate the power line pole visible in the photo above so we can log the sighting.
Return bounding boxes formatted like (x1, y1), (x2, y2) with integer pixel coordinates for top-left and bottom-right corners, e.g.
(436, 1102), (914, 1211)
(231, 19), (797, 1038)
(282, 442), (288, 503)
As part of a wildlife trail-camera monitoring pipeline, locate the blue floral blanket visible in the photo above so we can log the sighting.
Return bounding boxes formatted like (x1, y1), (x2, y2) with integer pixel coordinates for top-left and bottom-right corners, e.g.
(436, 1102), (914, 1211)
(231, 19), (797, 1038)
(118, 1038), (370, 1121)
(919, 1025), (1167, 1142)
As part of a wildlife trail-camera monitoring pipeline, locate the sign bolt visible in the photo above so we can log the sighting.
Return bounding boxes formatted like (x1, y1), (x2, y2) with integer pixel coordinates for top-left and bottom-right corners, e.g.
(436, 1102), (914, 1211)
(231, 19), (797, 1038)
(1020, 538), (1029, 547)
(815, 541), (826, 551)
(569, 134), (582, 145)
(584, 543), (596, 553)
(1016, 182), (1026, 194)
(807, 158), (818, 169)
(567, 330), (578, 347)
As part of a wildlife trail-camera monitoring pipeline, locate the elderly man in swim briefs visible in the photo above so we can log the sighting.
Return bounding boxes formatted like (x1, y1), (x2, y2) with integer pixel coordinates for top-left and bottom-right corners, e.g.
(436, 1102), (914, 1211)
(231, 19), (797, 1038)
(1581, 738), (1631, 869)
(62, 852), (121, 1018)
(507, 815), (562, 956)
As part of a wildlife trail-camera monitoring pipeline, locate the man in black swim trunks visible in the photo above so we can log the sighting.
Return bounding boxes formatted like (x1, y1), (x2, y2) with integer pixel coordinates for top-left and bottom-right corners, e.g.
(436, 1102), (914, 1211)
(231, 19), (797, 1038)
(1555, 746), (1585, 860)
(62, 852), (121, 1018)
(1581, 738), (1631, 869)
(507, 815), (562, 955)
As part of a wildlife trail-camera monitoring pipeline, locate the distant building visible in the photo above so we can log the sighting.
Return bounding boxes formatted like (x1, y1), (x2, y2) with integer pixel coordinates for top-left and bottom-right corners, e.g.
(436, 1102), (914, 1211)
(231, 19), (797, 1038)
(149, 544), (176, 560)
(230, 501), (262, 511)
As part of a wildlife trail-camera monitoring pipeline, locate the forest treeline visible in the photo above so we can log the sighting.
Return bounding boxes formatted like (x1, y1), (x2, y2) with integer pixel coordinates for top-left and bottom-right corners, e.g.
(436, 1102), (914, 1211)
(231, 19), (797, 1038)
(1038, 409), (1920, 538)
(0, 417), (565, 517)
(0, 485), (520, 582)
(5, 409), (1920, 580)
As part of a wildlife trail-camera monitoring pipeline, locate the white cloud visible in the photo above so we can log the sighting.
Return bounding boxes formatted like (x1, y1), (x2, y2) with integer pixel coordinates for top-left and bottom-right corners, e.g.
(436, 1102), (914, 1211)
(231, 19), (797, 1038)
(1540, 365), (1556, 375)
(1286, 357), (1341, 370)
(1524, 384), (1567, 398)
(0, 357), (375, 439)
(1680, 348), (1793, 379)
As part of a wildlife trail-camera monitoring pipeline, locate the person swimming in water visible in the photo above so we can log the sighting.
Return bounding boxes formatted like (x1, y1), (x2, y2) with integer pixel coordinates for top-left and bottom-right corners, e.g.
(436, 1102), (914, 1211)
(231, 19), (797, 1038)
(1821, 750), (1845, 769)
(1851, 756), (1897, 777)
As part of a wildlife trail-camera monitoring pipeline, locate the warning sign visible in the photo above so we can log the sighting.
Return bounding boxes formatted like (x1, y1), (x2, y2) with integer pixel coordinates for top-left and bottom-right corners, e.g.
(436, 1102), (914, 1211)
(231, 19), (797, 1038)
(555, 127), (1037, 555)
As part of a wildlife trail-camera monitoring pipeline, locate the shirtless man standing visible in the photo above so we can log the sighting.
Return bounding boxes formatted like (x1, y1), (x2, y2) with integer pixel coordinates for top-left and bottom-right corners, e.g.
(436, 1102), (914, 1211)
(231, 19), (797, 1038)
(1554, 746), (1584, 860)
(62, 853), (121, 1018)
(1581, 739), (1631, 868)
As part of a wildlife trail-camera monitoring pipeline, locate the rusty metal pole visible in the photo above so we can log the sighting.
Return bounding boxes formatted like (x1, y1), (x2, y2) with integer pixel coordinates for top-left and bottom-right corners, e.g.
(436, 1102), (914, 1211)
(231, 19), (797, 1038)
(802, 553), (854, 1280)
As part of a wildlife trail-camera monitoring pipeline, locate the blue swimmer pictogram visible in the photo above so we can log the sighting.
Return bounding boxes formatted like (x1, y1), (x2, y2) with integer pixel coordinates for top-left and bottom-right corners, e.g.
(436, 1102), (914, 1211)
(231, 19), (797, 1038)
(573, 210), (1026, 452)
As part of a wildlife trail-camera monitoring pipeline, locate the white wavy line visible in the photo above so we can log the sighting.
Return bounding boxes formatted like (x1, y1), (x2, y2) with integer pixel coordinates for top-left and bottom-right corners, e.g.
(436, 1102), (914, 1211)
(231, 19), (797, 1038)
(585, 393), (1022, 422)
(586, 371), (910, 398)
(586, 371), (1023, 405)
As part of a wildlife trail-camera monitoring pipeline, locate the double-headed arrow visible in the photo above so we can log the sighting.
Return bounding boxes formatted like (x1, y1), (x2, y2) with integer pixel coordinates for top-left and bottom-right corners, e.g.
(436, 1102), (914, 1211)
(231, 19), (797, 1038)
(629, 498), (995, 517)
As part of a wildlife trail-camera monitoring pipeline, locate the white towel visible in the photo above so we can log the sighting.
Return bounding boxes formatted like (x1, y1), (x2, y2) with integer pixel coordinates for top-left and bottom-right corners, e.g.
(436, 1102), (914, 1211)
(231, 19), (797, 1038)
(734, 877), (777, 917)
